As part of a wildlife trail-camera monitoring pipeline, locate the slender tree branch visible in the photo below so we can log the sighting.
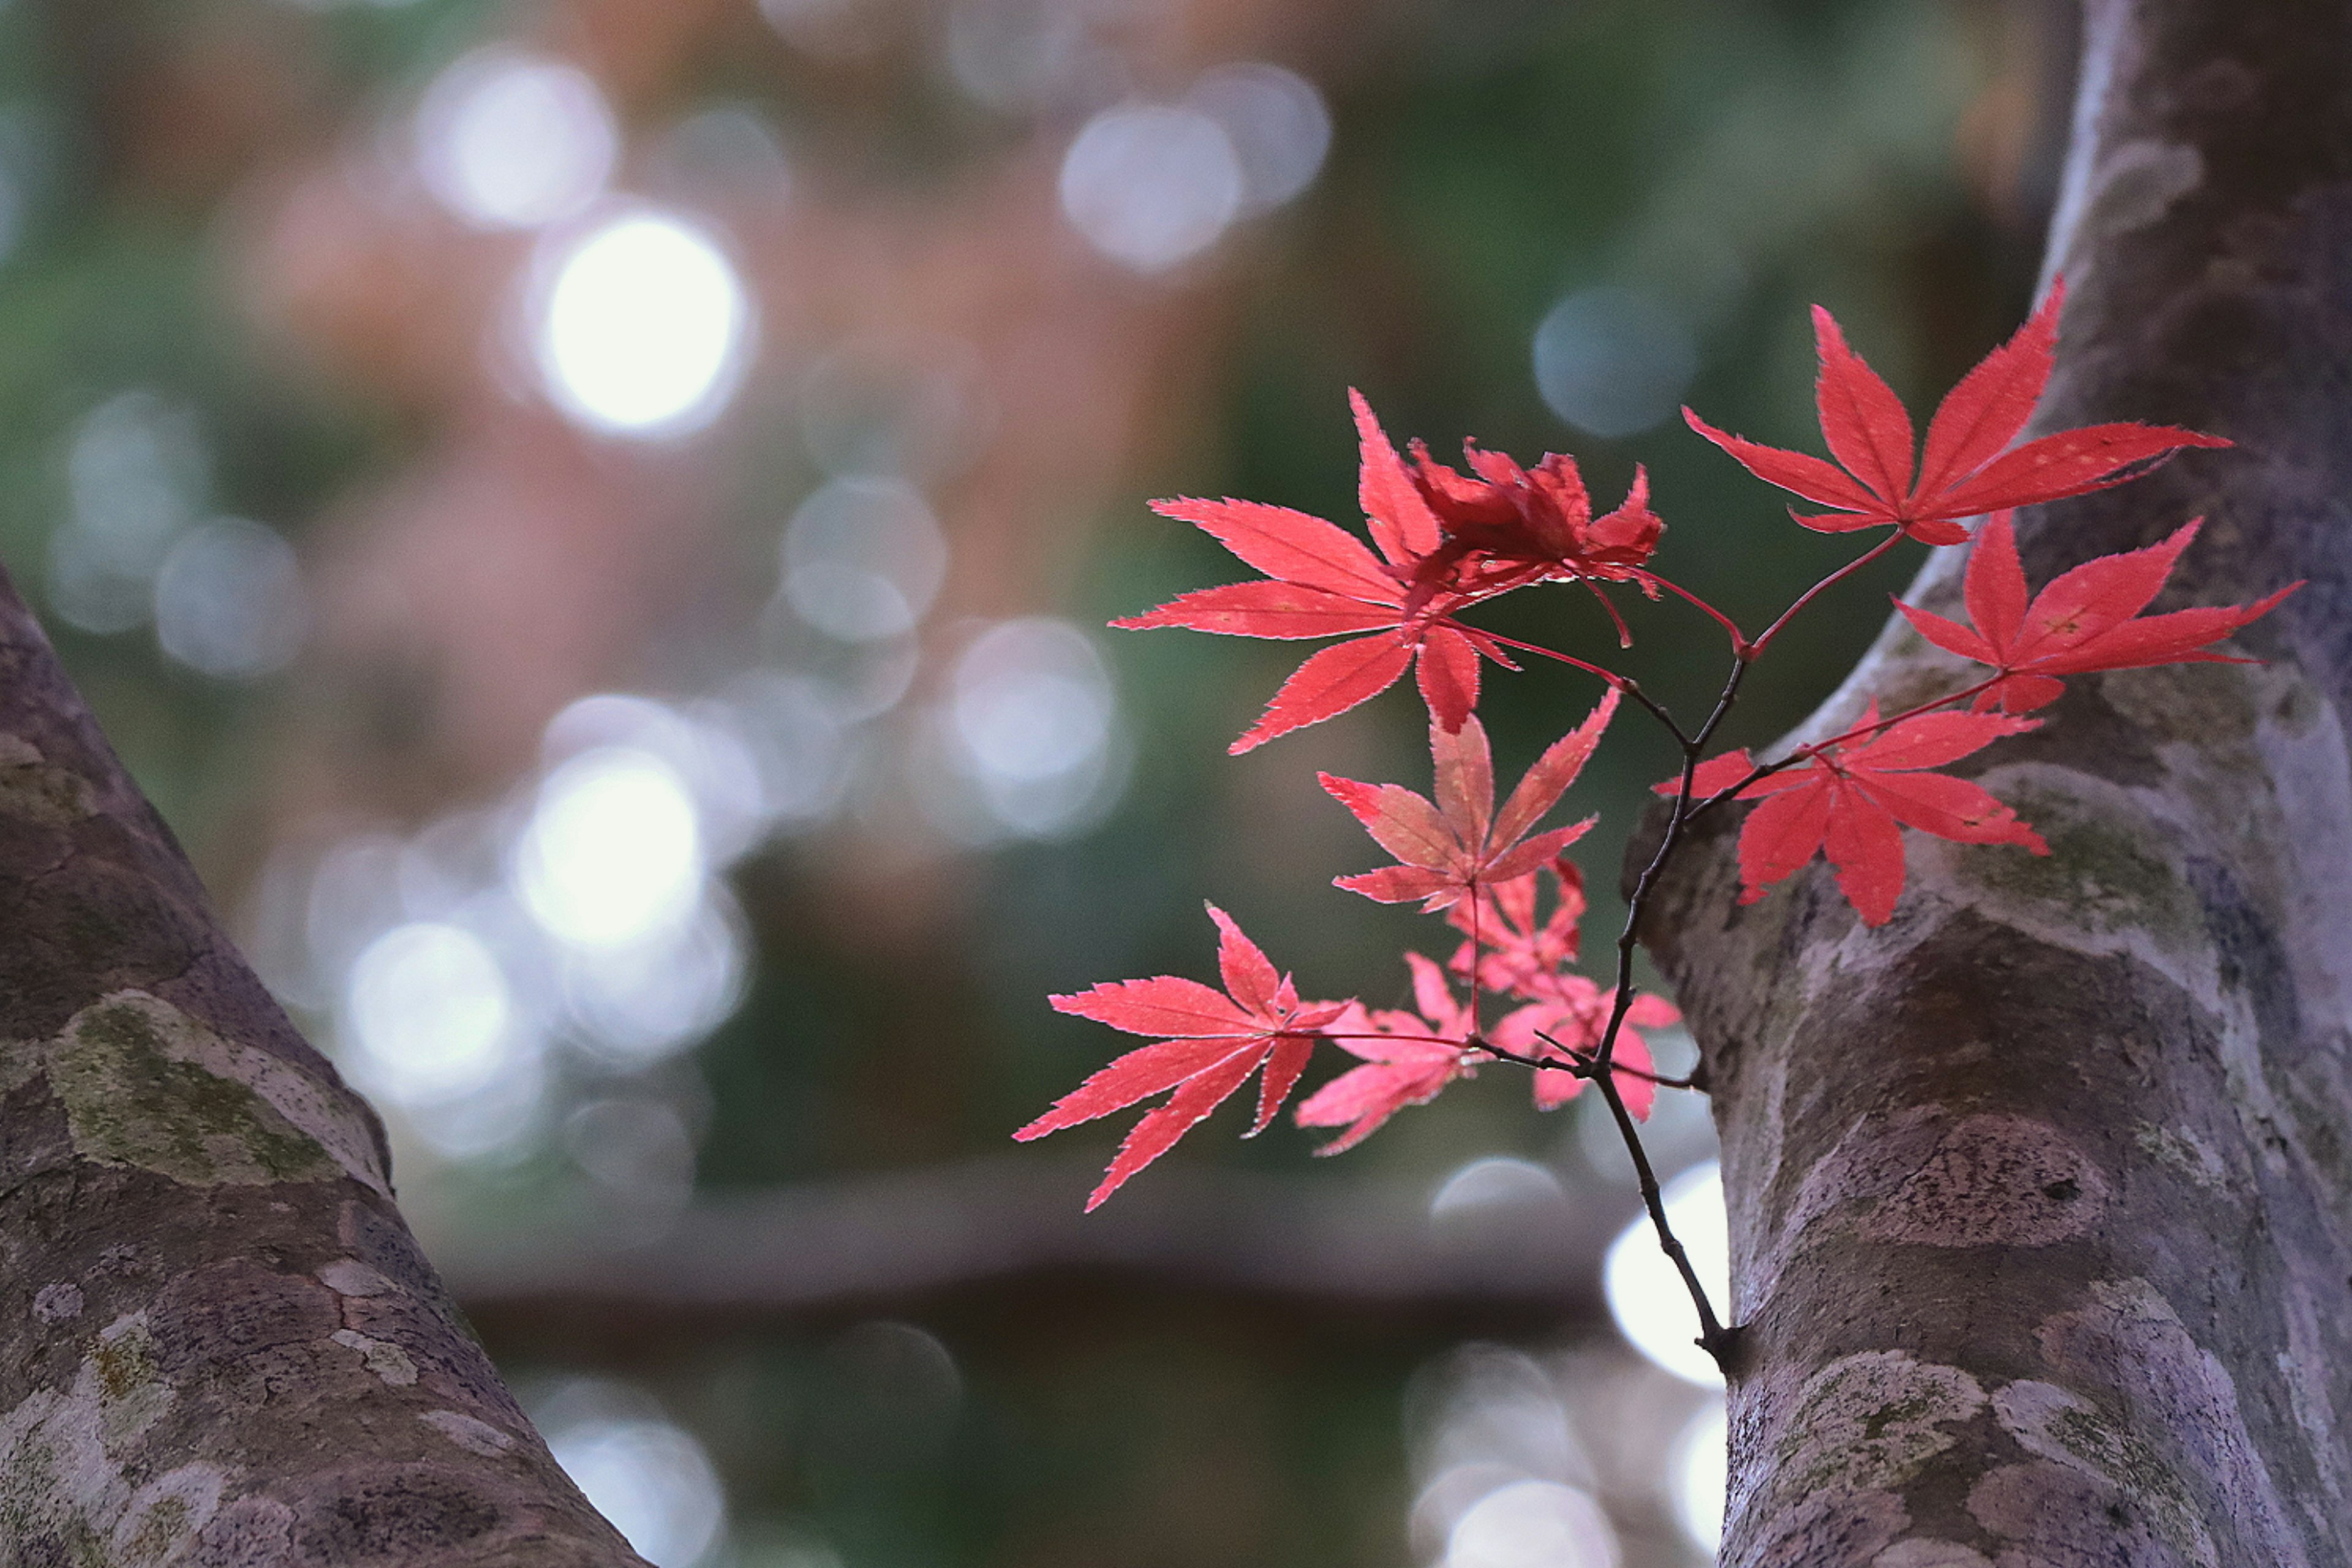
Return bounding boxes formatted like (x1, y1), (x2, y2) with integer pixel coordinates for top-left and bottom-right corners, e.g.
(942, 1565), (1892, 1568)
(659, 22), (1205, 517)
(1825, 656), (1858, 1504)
(1746, 531), (1905, 656)
(1553, 651), (1751, 1373)
(1470, 630), (1692, 745)
(1640, 572), (1751, 654)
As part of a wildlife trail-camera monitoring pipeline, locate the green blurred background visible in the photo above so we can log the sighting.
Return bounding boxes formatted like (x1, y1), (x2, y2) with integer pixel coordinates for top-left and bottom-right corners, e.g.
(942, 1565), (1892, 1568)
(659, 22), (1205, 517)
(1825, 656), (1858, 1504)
(0, 0), (2062, 1561)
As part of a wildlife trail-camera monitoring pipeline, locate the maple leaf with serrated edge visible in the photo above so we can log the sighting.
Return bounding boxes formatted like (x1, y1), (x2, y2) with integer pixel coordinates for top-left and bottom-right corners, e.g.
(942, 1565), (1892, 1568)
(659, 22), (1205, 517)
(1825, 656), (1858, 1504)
(1294, 953), (1481, 1154)
(1488, 981), (1677, 1120)
(1893, 511), (2301, 713)
(1023, 903), (1346, 1209)
(1114, 392), (1512, 752)
(1446, 861), (1585, 997)
(1683, 280), (2230, 546)
(1404, 441), (1664, 596)
(1664, 706), (2049, 925)
(1321, 692), (1619, 913)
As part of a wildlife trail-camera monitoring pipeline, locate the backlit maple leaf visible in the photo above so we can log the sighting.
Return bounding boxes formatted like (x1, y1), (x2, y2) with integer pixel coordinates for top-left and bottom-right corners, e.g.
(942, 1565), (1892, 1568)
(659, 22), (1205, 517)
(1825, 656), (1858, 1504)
(1023, 903), (1346, 1209)
(1894, 511), (2299, 712)
(1488, 981), (1676, 1120)
(1405, 440), (1663, 592)
(1115, 393), (1515, 752)
(1321, 693), (1619, 912)
(1115, 393), (1662, 752)
(1683, 281), (2229, 545)
(1670, 706), (2049, 925)
(1294, 954), (1479, 1154)
(1446, 861), (1585, 997)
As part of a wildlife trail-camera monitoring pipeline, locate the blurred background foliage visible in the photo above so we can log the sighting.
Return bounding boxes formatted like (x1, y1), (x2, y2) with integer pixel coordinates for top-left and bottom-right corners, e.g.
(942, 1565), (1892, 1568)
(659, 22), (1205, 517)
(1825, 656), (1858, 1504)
(0, 0), (2065, 1561)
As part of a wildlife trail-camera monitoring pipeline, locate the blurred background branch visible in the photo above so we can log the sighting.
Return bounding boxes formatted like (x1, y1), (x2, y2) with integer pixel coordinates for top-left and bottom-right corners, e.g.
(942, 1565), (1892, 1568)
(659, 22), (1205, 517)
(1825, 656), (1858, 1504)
(448, 1156), (1624, 1341)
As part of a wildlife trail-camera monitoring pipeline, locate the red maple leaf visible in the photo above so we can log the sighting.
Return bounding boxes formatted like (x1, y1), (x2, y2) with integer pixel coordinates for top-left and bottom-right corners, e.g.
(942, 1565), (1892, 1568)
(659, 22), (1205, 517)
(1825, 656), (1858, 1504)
(1446, 861), (1586, 997)
(1023, 903), (1346, 1209)
(1894, 511), (2299, 713)
(1115, 393), (1517, 752)
(1114, 393), (1662, 752)
(1488, 981), (1678, 1119)
(1321, 693), (1619, 912)
(1294, 954), (1480, 1154)
(1668, 706), (2049, 925)
(1683, 281), (2229, 546)
(1404, 440), (1663, 594)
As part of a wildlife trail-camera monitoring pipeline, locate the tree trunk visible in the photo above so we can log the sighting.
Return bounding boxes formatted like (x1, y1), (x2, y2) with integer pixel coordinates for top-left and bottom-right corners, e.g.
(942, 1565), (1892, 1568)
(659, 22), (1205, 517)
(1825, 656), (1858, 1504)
(0, 568), (639, 1563)
(1641, 2), (2352, 1562)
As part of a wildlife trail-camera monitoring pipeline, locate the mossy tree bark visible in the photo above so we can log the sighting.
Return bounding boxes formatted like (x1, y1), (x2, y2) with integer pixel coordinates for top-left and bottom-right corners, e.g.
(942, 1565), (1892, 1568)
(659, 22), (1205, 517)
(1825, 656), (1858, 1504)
(0, 569), (640, 1562)
(1640, 2), (2352, 1562)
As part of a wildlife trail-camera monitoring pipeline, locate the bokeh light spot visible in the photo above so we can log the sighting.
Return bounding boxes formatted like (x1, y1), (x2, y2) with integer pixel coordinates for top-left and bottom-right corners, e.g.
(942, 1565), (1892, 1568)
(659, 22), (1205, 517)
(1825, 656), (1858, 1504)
(514, 747), (706, 951)
(48, 390), (209, 635)
(1532, 287), (1698, 440)
(533, 211), (754, 437)
(1058, 104), (1242, 273)
(562, 890), (748, 1064)
(1669, 1397), (1728, 1551)
(1429, 1156), (1569, 1225)
(782, 477), (949, 643)
(416, 48), (617, 229)
(1445, 1478), (1619, 1568)
(153, 518), (307, 680)
(929, 617), (1125, 840)
(1186, 62), (1331, 213)
(344, 922), (514, 1104)
(546, 1409), (725, 1567)
(1604, 1160), (1730, 1386)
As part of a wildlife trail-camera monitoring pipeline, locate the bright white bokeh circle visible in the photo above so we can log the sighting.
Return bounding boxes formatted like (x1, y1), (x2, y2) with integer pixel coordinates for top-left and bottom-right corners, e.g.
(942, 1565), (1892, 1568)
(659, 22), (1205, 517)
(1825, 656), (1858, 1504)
(1669, 1397), (1728, 1551)
(1603, 1160), (1730, 1387)
(533, 210), (754, 437)
(547, 1417), (725, 1567)
(1444, 1478), (1618, 1568)
(344, 921), (514, 1103)
(514, 745), (706, 950)
(1058, 103), (1242, 273)
(415, 48), (617, 229)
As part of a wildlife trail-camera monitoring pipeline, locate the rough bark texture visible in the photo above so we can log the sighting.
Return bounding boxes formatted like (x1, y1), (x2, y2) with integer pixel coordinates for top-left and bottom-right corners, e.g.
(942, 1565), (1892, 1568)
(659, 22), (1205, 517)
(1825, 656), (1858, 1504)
(1641, 3), (2352, 1563)
(0, 571), (641, 1564)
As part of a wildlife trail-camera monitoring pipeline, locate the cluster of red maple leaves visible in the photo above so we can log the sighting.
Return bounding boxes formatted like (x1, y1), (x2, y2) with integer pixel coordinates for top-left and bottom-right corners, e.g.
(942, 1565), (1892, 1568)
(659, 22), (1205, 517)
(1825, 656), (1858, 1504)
(1022, 282), (2293, 1210)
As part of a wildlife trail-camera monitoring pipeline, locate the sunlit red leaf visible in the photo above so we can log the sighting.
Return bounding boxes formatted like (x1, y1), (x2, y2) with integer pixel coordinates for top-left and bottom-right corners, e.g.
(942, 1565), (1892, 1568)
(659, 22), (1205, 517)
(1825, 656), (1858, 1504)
(1295, 957), (1479, 1153)
(1025, 905), (1348, 1208)
(1684, 281), (2231, 543)
(1669, 706), (2046, 926)
(1231, 635), (1416, 755)
(1895, 511), (2300, 713)
(1324, 695), (1618, 911)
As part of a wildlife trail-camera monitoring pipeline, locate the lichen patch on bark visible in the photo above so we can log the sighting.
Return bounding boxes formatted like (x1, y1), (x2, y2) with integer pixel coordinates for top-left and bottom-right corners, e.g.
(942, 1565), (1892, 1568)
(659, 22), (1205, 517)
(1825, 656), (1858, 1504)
(2087, 138), (2206, 236)
(32, 1283), (83, 1324)
(2035, 1279), (2310, 1568)
(1743, 1488), (1910, 1568)
(2133, 1121), (2230, 1191)
(43, 993), (389, 1194)
(1992, 1378), (2215, 1565)
(1772, 1352), (1987, 1498)
(1966, 1460), (2196, 1568)
(0, 1312), (205, 1563)
(0, 733), (100, 828)
(420, 1409), (517, 1459)
(332, 1329), (421, 1387)
(318, 1257), (396, 1297)
(1858, 1114), (2106, 1248)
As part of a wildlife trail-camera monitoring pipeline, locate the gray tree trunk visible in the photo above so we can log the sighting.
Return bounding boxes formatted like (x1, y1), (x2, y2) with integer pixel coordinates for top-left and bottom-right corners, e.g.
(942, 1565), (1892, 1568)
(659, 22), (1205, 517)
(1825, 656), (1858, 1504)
(1641, 2), (2352, 1563)
(0, 568), (639, 1562)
